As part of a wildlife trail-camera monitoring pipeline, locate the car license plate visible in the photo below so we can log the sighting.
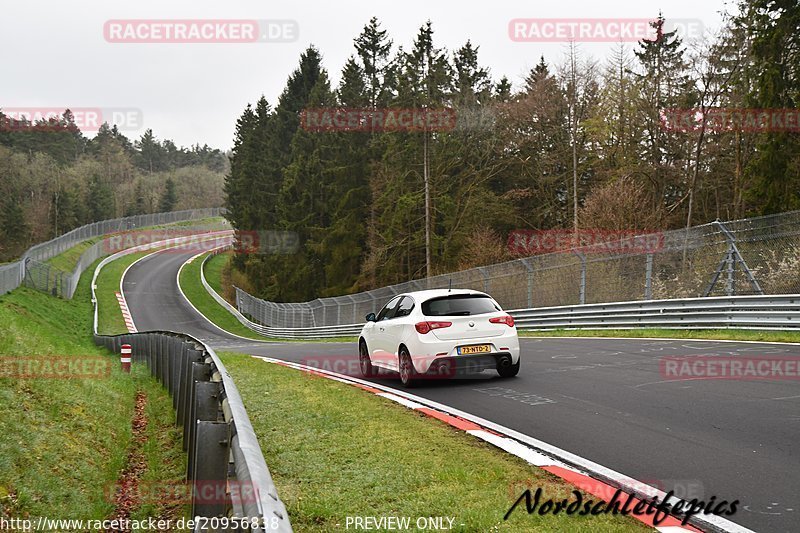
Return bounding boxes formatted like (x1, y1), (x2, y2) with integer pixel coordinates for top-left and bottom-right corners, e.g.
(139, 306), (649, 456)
(458, 344), (491, 355)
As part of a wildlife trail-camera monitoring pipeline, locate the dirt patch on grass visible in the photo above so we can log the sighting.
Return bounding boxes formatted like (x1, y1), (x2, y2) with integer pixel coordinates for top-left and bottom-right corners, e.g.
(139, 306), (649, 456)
(0, 487), (25, 520)
(107, 390), (148, 532)
(4, 302), (30, 317)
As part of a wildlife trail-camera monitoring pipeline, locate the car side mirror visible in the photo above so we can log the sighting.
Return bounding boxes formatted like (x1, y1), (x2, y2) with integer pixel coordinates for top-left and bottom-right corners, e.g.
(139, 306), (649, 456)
(365, 312), (376, 322)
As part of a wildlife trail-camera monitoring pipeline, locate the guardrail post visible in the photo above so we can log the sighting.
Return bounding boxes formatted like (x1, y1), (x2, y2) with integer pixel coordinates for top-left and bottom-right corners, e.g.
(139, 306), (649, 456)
(173, 339), (185, 410)
(154, 336), (162, 383)
(148, 334), (157, 377)
(191, 421), (231, 518)
(168, 337), (179, 397)
(165, 337), (174, 395)
(130, 336), (143, 363)
(173, 342), (191, 411)
(154, 336), (162, 382)
(644, 253), (654, 300)
(178, 348), (204, 428)
(140, 334), (148, 368)
(187, 381), (221, 480)
(159, 336), (170, 386)
(184, 361), (211, 452)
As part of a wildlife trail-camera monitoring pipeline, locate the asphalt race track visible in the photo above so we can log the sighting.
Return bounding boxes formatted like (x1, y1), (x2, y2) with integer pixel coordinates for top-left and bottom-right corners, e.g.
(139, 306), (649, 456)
(122, 248), (800, 532)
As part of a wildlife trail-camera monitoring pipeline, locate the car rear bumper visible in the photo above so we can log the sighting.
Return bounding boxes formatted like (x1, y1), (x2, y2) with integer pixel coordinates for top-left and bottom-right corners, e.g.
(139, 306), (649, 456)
(422, 352), (516, 377)
(405, 332), (520, 374)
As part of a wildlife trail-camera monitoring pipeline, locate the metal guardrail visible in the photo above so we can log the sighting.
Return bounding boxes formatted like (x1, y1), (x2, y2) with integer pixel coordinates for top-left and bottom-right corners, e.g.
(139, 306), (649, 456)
(508, 294), (800, 330)
(222, 290), (800, 339)
(197, 244), (800, 338)
(0, 207), (225, 298)
(92, 236), (292, 532)
(231, 209), (800, 328)
(92, 332), (292, 532)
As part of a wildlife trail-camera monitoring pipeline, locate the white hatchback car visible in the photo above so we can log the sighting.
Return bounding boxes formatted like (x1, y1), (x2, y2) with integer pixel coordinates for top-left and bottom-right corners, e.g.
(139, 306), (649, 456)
(358, 289), (520, 387)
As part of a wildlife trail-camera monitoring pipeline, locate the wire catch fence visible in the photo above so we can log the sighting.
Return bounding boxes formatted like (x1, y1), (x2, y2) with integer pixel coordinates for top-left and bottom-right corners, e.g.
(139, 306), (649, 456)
(235, 210), (800, 328)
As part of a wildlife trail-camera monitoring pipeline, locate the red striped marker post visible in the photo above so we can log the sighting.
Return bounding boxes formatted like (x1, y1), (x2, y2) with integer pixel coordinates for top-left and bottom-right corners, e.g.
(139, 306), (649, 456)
(121, 344), (132, 373)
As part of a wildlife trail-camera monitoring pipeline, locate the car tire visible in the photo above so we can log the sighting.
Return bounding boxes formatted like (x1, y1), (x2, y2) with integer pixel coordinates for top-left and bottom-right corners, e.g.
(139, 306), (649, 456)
(398, 347), (416, 388)
(359, 340), (375, 378)
(498, 359), (520, 378)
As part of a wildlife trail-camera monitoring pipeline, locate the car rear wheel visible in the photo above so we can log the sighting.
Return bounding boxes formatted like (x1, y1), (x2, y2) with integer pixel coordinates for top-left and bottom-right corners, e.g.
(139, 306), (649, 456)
(497, 358), (520, 378)
(398, 347), (416, 387)
(359, 341), (375, 378)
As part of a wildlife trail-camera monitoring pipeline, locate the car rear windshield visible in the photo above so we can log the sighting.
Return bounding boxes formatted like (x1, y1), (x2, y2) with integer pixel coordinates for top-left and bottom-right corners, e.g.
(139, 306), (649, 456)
(421, 294), (499, 316)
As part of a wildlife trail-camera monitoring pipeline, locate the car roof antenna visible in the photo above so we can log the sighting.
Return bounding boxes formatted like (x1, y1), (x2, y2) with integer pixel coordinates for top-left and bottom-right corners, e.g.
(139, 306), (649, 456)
(448, 278), (452, 292)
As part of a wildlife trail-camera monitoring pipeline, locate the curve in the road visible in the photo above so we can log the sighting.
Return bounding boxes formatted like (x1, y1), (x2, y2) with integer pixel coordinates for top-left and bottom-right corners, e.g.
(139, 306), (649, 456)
(121, 246), (800, 533)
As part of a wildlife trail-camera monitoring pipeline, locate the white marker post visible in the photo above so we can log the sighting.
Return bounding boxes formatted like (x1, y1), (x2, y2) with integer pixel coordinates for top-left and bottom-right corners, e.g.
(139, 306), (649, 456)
(120, 344), (132, 373)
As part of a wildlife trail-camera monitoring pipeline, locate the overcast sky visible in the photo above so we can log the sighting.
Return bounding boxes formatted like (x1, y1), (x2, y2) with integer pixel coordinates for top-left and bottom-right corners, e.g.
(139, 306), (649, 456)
(3, 0), (734, 150)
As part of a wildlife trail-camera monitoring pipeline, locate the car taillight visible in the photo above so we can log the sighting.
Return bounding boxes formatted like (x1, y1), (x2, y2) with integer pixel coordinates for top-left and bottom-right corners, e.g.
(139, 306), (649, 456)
(415, 321), (452, 334)
(490, 315), (515, 327)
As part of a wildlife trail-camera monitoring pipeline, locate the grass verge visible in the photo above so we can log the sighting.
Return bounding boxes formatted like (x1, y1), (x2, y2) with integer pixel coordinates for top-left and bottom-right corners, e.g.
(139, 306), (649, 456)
(131, 385), (188, 522)
(178, 254), (266, 341)
(179, 253), (357, 343)
(95, 252), (154, 336)
(45, 238), (101, 272)
(164, 216), (227, 229)
(202, 252), (229, 297)
(0, 261), (186, 523)
(221, 353), (650, 532)
(520, 328), (800, 343)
